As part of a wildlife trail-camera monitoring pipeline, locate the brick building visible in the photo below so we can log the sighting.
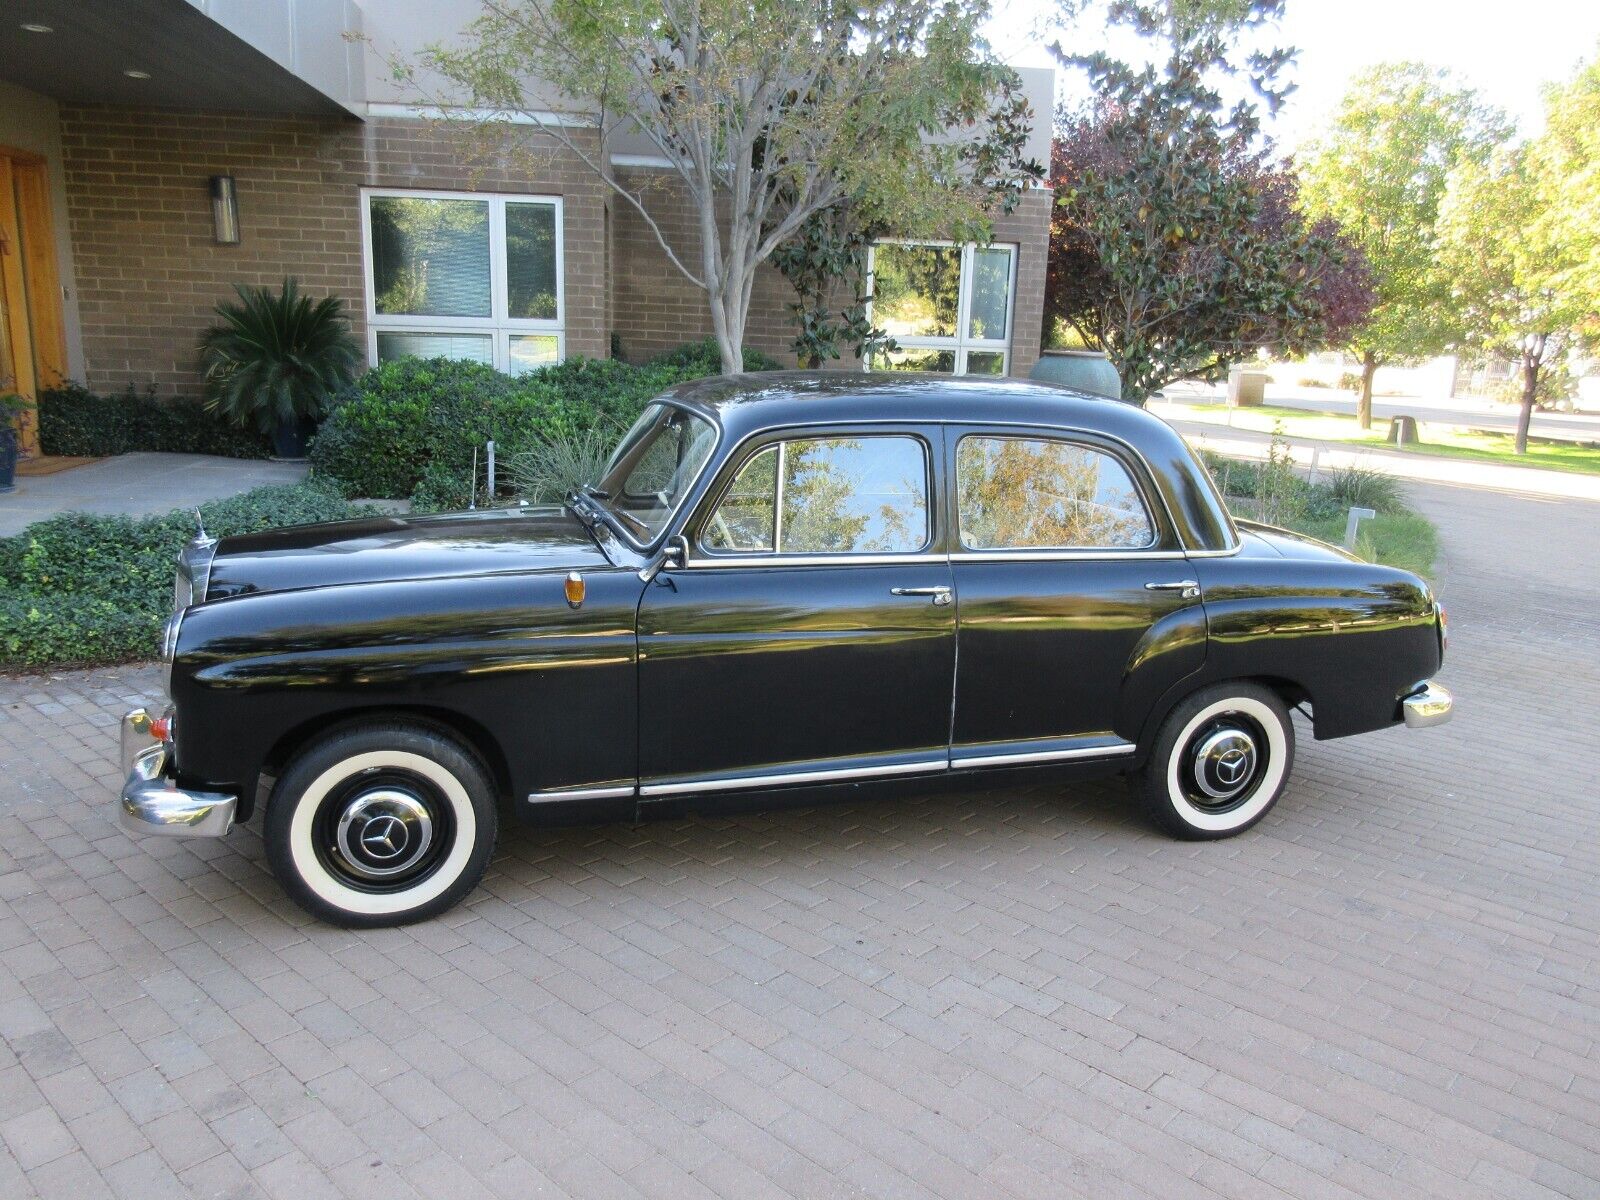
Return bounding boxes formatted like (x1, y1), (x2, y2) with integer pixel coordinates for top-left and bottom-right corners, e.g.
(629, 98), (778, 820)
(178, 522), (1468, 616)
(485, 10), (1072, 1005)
(0, 1), (1054, 454)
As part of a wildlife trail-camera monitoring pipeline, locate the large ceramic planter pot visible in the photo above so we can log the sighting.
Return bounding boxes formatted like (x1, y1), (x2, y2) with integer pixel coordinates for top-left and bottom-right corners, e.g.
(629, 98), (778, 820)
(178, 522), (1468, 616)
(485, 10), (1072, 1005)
(0, 427), (18, 494)
(1029, 349), (1123, 401)
(271, 416), (316, 461)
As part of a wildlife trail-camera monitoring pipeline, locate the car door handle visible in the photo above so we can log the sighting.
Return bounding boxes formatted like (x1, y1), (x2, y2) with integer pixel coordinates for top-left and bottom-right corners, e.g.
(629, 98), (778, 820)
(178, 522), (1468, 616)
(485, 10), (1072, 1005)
(892, 585), (953, 606)
(1145, 579), (1201, 599)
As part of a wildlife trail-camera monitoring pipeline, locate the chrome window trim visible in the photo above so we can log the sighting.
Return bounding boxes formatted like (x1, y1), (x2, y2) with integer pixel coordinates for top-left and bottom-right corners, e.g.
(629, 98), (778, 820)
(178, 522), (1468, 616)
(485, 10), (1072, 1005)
(641, 756), (948, 797)
(954, 430), (1164, 554)
(600, 400), (724, 553)
(693, 429), (936, 561)
(685, 552), (948, 570)
(950, 549), (1191, 563)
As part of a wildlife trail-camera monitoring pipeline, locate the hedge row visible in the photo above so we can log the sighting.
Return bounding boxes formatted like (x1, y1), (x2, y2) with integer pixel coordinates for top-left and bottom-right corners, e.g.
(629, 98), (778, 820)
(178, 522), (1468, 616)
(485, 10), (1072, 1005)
(38, 382), (271, 459)
(0, 480), (372, 670)
(309, 339), (780, 504)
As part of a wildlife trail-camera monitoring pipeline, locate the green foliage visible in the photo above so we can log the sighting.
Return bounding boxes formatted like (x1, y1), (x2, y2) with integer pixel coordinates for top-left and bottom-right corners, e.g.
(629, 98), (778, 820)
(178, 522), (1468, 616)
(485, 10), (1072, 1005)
(311, 347), (762, 501)
(1321, 464), (1407, 513)
(504, 426), (618, 504)
(0, 480), (370, 670)
(768, 204), (893, 368)
(198, 279), (361, 433)
(1047, 1), (1374, 404)
(1529, 46), (1600, 341)
(421, 0), (1041, 373)
(645, 338), (782, 375)
(409, 461), (477, 514)
(1299, 63), (1511, 370)
(37, 381), (272, 458)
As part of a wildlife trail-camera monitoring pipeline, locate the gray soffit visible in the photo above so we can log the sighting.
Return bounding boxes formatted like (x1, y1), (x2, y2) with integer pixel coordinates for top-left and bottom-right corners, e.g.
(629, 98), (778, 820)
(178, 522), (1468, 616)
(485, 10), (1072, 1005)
(1, 0), (356, 116)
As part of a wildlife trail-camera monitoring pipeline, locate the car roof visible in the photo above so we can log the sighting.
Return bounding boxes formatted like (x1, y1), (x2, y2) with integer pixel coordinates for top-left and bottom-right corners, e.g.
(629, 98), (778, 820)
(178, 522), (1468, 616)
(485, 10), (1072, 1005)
(657, 371), (1239, 553)
(660, 370), (1163, 443)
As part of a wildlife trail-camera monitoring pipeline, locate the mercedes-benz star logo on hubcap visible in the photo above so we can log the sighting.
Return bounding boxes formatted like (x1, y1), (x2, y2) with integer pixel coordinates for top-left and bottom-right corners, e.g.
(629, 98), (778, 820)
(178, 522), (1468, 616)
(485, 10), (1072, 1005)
(1215, 748), (1250, 786)
(360, 814), (407, 859)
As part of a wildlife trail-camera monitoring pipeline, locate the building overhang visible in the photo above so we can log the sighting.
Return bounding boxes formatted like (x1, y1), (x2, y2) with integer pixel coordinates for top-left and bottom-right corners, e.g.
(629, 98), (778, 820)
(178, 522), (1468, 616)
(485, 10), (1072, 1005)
(0, 0), (363, 118)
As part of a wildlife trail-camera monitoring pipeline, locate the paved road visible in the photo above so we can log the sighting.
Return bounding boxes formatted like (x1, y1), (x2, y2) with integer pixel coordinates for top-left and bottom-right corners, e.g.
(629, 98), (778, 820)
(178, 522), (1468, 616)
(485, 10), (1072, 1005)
(1160, 383), (1600, 444)
(1, 478), (1597, 1199)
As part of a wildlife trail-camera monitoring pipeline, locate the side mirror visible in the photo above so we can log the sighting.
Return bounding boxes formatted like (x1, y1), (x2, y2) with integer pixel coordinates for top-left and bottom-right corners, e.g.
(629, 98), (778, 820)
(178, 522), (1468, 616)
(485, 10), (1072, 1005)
(639, 534), (689, 583)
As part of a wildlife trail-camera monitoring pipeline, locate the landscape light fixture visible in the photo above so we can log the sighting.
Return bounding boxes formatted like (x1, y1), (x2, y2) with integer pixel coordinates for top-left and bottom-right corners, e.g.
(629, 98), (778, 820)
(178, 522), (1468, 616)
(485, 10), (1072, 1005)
(210, 175), (240, 245)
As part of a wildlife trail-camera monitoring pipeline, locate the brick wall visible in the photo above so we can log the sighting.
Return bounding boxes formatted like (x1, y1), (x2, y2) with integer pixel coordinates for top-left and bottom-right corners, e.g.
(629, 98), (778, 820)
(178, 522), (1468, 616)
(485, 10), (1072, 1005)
(611, 170), (1053, 376)
(58, 107), (611, 396)
(57, 105), (1054, 394)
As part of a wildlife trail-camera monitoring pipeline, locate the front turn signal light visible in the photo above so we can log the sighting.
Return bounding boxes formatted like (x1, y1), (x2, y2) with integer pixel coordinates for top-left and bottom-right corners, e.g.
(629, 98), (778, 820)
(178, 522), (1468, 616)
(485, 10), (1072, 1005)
(565, 571), (586, 608)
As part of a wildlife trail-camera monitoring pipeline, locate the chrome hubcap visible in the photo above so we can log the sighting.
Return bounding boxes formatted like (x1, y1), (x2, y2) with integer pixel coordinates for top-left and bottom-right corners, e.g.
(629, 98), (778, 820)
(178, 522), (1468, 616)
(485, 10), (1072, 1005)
(334, 789), (434, 880)
(1190, 726), (1259, 804)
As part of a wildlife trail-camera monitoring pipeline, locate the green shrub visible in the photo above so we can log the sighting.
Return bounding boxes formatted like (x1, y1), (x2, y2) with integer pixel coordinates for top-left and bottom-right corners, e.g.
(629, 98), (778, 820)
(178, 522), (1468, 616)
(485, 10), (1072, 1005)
(505, 426), (617, 503)
(410, 461), (476, 514)
(1321, 464), (1406, 514)
(310, 349), (746, 502)
(0, 480), (370, 670)
(38, 382), (272, 459)
(647, 336), (783, 374)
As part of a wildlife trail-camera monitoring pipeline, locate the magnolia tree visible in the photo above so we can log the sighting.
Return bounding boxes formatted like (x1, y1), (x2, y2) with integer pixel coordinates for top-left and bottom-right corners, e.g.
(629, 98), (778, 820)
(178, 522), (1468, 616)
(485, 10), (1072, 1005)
(1438, 52), (1600, 454)
(421, 0), (1041, 375)
(1044, 0), (1373, 404)
(1298, 63), (1509, 428)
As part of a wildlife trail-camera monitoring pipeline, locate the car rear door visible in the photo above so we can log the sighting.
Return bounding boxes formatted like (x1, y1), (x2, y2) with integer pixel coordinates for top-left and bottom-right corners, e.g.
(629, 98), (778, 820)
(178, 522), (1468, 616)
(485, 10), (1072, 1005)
(636, 426), (956, 795)
(946, 426), (1207, 768)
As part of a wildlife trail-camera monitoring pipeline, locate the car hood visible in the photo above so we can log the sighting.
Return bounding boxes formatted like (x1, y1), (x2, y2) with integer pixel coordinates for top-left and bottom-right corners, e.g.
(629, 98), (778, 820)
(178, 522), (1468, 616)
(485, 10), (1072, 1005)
(205, 505), (612, 600)
(1233, 519), (1360, 564)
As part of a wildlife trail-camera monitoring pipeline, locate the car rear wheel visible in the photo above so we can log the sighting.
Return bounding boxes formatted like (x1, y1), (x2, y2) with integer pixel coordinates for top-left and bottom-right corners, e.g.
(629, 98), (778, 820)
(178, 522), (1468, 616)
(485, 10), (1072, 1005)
(1136, 683), (1294, 839)
(264, 723), (497, 927)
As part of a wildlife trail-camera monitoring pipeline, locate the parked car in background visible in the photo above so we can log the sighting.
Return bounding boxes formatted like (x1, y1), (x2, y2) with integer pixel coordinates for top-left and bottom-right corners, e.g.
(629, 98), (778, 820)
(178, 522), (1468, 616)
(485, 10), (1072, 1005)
(118, 374), (1451, 926)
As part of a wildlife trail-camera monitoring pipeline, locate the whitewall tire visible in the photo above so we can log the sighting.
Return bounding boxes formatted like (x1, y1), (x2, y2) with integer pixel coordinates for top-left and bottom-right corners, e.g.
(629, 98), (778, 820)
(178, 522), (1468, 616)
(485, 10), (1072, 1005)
(1137, 683), (1295, 840)
(264, 723), (497, 927)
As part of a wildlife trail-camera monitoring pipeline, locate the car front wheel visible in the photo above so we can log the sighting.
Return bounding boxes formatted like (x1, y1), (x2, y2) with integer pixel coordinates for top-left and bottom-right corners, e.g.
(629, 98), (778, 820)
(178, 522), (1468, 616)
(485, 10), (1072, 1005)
(1136, 683), (1295, 839)
(264, 723), (497, 927)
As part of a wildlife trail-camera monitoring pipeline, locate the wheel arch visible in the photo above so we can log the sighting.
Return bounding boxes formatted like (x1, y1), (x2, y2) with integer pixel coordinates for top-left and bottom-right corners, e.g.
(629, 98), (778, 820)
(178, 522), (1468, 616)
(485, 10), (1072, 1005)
(253, 705), (513, 822)
(1134, 673), (1311, 766)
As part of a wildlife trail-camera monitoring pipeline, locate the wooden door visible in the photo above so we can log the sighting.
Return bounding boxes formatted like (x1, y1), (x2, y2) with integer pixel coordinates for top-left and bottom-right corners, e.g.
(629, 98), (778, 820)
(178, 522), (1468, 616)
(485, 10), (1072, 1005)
(0, 149), (68, 457)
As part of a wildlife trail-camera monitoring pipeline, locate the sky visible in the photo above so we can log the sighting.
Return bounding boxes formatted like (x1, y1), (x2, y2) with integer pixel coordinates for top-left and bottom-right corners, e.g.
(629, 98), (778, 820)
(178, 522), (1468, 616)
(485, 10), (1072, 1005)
(984, 0), (1600, 150)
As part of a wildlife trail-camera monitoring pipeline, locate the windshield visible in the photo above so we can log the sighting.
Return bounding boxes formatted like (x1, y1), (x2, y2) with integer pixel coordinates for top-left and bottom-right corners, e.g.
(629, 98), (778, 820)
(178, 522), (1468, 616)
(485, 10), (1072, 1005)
(589, 402), (718, 542)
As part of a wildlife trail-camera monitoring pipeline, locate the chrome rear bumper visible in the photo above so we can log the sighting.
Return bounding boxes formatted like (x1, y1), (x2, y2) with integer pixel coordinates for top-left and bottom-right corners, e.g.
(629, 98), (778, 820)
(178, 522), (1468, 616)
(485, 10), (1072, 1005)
(117, 710), (237, 839)
(1402, 682), (1453, 729)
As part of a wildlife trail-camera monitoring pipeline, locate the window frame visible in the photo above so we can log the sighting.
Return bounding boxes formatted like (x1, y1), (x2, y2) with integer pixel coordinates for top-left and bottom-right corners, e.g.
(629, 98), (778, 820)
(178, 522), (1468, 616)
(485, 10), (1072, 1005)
(360, 187), (566, 373)
(865, 239), (1017, 376)
(691, 428), (938, 563)
(952, 431), (1164, 556)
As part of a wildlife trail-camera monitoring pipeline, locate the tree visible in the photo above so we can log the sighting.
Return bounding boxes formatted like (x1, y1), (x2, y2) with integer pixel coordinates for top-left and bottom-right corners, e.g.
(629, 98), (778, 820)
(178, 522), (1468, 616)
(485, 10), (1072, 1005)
(1529, 47), (1600, 343)
(421, 0), (1041, 375)
(1298, 63), (1509, 428)
(1438, 53), (1600, 455)
(1045, 0), (1374, 404)
(767, 203), (894, 370)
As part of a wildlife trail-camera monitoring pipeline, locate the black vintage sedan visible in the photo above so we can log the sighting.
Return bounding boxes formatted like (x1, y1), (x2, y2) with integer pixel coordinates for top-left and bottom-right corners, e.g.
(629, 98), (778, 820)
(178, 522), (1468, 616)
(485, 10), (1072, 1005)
(118, 374), (1451, 925)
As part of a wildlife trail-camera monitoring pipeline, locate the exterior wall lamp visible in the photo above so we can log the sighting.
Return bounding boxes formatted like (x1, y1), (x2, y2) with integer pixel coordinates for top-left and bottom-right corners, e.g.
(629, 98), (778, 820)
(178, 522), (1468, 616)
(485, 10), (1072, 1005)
(210, 175), (240, 245)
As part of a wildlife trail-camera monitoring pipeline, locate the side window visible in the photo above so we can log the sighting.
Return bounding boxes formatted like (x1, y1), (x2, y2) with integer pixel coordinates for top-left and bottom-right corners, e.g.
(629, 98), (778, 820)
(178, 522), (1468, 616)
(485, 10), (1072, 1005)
(702, 436), (929, 555)
(957, 436), (1155, 550)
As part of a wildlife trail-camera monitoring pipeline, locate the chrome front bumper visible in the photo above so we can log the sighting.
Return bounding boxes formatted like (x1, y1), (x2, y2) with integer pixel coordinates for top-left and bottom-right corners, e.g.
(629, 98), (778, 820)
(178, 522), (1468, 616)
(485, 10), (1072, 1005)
(1402, 682), (1453, 729)
(118, 709), (237, 839)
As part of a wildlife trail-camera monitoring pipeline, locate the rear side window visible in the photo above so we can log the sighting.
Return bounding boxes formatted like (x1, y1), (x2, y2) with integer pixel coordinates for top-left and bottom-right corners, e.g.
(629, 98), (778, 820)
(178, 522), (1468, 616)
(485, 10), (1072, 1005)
(703, 435), (929, 555)
(956, 436), (1155, 550)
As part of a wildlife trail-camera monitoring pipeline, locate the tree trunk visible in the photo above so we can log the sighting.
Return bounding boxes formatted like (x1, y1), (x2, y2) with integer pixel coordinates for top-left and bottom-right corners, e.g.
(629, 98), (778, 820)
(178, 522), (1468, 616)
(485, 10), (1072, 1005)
(1516, 350), (1538, 456)
(1358, 351), (1377, 431)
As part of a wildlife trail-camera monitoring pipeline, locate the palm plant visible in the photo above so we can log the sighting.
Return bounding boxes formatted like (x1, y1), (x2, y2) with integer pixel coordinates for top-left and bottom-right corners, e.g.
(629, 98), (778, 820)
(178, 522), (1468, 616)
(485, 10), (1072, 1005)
(198, 279), (360, 454)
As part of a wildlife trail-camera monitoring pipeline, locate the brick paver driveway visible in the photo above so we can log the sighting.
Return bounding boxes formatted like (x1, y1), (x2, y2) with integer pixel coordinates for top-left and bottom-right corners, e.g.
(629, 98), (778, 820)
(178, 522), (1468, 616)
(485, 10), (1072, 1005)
(2, 479), (1596, 1199)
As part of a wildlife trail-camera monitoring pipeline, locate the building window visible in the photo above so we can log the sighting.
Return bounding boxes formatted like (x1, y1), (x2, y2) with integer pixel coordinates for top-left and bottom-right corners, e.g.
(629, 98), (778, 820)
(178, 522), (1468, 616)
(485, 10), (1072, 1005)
(866, 241), (1015, 376)
(362, 189), (563, 374)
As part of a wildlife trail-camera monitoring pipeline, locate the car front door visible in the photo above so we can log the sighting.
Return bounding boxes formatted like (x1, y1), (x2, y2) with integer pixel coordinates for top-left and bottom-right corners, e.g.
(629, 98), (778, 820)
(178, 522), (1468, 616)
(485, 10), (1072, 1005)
(946, 427), (1207, 768)
(636, 426), (956, 796)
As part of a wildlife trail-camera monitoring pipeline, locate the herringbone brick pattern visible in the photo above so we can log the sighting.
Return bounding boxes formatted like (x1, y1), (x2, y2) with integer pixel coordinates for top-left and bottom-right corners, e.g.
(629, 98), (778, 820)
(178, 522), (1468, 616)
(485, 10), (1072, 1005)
(0, 478), (1595, 1198)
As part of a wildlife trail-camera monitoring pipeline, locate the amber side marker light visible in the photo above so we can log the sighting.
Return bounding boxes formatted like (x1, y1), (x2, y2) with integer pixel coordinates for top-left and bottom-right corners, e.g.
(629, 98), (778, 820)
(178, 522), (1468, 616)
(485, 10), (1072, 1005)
(565, 571), (586, 608)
